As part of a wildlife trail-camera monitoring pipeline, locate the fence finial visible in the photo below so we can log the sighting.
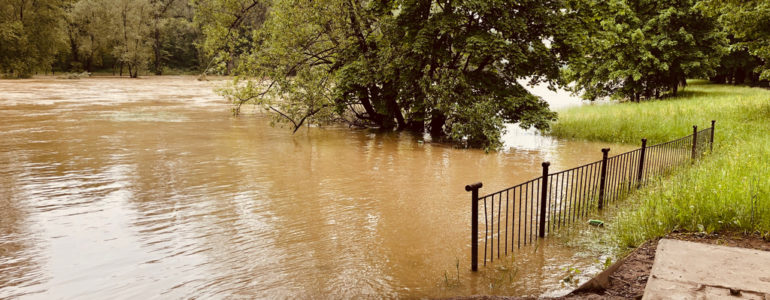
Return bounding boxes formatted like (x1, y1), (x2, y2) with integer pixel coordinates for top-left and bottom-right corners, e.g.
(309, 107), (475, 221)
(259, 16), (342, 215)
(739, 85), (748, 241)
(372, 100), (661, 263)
(465, 182), (483, 191)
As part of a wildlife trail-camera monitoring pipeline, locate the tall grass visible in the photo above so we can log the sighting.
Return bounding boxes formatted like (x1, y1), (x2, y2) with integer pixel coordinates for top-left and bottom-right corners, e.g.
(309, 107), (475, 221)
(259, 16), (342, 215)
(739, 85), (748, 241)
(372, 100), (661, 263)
(550, 80), (770, 248)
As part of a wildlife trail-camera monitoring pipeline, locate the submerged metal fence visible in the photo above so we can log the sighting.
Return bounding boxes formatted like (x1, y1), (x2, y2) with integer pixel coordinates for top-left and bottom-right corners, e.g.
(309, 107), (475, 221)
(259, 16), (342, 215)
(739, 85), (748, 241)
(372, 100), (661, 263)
(465, 121), (716, 271)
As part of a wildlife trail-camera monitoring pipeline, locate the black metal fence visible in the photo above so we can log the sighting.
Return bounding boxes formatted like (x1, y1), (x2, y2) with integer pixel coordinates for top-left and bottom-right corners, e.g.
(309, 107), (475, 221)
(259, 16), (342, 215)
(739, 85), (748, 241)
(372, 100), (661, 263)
(465, 121), (716, 271)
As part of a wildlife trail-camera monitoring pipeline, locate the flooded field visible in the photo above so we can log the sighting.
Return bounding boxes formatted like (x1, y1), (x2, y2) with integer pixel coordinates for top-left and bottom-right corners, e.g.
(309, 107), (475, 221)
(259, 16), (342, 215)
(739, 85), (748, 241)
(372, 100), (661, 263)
(0, 76), (631, 298)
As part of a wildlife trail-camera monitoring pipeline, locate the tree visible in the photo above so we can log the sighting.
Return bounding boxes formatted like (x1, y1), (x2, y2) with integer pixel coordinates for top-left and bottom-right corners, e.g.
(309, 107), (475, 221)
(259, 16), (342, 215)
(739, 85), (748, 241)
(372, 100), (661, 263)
(62, 0), (113, 72)
(154, 12), (203, 73)
(561, 0), (727, 102)
(149, 0), (176, 75)
(148, 0), (203, 74)
(709, 45), (766, 86)
(0, 0), (66, 77)
(57, 0), (201, 75)
(698, 0), (770, 81)
(111, 0), (152, 78)
(216, 0), (564, 149)
(192, 0), (270, 75)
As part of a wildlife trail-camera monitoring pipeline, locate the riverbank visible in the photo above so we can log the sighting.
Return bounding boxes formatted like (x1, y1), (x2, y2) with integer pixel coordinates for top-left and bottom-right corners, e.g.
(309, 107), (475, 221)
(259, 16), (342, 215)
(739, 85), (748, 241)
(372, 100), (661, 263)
(450, 232), (770, 299)
(551, 80), (770, 247)
(548, 80), (770, 294)
(568, 231), (770, 298)
(25, 73), (232, 81)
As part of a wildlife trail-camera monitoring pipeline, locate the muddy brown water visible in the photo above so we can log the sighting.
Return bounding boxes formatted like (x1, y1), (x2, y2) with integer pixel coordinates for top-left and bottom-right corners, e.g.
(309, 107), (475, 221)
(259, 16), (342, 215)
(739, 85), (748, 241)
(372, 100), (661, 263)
(0, 76), (632, 298)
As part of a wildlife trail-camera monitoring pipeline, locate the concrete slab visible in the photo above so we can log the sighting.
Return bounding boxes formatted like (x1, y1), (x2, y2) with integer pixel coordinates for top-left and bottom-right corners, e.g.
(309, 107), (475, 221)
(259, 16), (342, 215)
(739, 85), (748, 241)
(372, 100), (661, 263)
(643, 239), (770, 299)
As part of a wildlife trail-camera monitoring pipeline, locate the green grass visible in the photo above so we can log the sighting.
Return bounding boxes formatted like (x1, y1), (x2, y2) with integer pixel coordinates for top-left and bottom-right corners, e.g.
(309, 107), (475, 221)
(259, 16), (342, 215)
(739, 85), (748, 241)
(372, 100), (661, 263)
(550, 80), (770, 248)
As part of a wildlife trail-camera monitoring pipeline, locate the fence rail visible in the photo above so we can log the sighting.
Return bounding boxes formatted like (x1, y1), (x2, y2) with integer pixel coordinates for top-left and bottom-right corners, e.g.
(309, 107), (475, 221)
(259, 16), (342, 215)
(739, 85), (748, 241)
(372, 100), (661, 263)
(465, 120), (716, 271)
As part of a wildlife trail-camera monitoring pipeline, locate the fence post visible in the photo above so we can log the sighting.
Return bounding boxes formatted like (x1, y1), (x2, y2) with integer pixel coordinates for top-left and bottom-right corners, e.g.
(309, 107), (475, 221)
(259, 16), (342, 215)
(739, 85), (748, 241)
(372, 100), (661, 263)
(691, 125), (698, 161)
(637, 139), (647, 187)
(465, 182), (482, 272)
(598, 148), (610, 210)
(710, 120), (716, 152)
(539, 162), (550, 238)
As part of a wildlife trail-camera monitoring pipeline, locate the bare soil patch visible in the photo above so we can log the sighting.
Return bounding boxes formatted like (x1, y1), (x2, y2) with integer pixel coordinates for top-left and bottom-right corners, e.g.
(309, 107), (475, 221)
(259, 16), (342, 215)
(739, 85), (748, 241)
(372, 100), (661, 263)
(568, 231), (770, 299)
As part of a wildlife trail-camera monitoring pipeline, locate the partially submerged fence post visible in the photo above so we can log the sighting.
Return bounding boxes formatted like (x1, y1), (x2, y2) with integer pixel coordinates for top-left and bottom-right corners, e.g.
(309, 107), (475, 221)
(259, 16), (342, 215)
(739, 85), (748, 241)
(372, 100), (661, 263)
(539, 162), (550, 238)
(710, 120), (716, 152)
(637, 139), (647, 187)
(691, 125), (698, 161)
(465, 182), (482, 272)
(598, 148), (610, 210)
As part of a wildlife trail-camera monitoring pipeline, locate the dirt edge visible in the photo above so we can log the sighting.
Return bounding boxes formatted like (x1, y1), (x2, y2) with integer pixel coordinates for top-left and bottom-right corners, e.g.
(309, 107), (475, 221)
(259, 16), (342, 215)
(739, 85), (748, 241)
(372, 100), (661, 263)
(567, 231), (770, 299)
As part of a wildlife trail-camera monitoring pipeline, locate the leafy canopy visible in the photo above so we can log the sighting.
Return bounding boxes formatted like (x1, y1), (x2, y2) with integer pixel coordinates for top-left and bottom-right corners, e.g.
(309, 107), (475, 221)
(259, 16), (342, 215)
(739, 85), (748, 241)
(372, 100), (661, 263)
(561, 0), (727, 102)
(0, 0), (66, 77)
(218, 0), (565, 149)
(698, 0), (770, 80)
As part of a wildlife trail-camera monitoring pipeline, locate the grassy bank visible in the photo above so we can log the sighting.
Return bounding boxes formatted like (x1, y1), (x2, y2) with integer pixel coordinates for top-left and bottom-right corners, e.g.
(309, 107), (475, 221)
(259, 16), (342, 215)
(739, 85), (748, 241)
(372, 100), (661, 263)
(550, 80), (770, 248)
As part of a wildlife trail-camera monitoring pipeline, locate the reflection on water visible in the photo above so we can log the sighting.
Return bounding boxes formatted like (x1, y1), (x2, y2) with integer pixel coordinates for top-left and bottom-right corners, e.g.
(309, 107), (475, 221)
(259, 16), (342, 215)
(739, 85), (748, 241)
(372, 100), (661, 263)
(0, 76), (630, 298)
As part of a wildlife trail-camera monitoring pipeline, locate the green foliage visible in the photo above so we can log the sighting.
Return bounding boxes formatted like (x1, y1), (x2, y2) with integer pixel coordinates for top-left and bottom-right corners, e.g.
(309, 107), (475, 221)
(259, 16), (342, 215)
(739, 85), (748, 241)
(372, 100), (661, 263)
(561, 0), (727, 102)
(62, 0), (112, 72)
(217, 0), (562, 149)
(560, 266), (582, 287)
(612, 142), (770, 247)
(698, 0), (770, 81)
(709, 47), (766, 86)
(0, 0), (66, 77)
(109, 0), (153, 78)
(152, 10), (202, 74)
(0, 0), (204, 77)
(550, 81), (770, 248)
(192, 0), (269, 75)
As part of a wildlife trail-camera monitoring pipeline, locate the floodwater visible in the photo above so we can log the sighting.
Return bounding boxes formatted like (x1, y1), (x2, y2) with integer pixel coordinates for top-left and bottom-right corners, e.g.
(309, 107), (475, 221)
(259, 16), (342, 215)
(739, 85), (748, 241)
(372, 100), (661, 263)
(0, 77), (631, 298)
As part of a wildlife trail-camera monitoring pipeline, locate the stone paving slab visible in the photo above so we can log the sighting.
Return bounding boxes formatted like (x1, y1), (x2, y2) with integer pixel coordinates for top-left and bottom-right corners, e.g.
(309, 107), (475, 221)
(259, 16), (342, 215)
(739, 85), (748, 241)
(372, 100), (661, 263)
(644, 239), (770, 299)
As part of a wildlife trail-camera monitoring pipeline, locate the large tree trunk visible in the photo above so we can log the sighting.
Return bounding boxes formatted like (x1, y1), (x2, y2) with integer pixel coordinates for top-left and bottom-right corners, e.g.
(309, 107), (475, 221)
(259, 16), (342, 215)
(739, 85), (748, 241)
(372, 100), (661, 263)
(69, 37), (80, 70)
(381, 81), (405, 129)
(429, 110), (446, 137)
(735, 67), (746, 85)
(85, 54), (93, 72)
(153, 27), (162, 75)
(406, 107), (426, 133)
(356, 86), (386, 127)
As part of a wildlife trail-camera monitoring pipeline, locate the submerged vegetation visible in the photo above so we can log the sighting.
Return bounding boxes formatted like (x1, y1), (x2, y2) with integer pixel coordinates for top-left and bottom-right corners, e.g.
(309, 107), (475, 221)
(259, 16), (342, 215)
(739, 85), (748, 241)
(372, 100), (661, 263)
(2, 0), (769, 148)
(210, 0), (769, 149)
(218, 0), (566, 149)
(551, 81), (770, 248)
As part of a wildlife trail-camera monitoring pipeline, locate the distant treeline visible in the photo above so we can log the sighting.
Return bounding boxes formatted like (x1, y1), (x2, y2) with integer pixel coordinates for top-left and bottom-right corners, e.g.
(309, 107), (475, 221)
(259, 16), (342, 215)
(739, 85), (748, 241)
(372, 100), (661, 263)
(0, 0), (268, 78)
(3, 0), (769, 148)
(0, 0), (767, 90)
